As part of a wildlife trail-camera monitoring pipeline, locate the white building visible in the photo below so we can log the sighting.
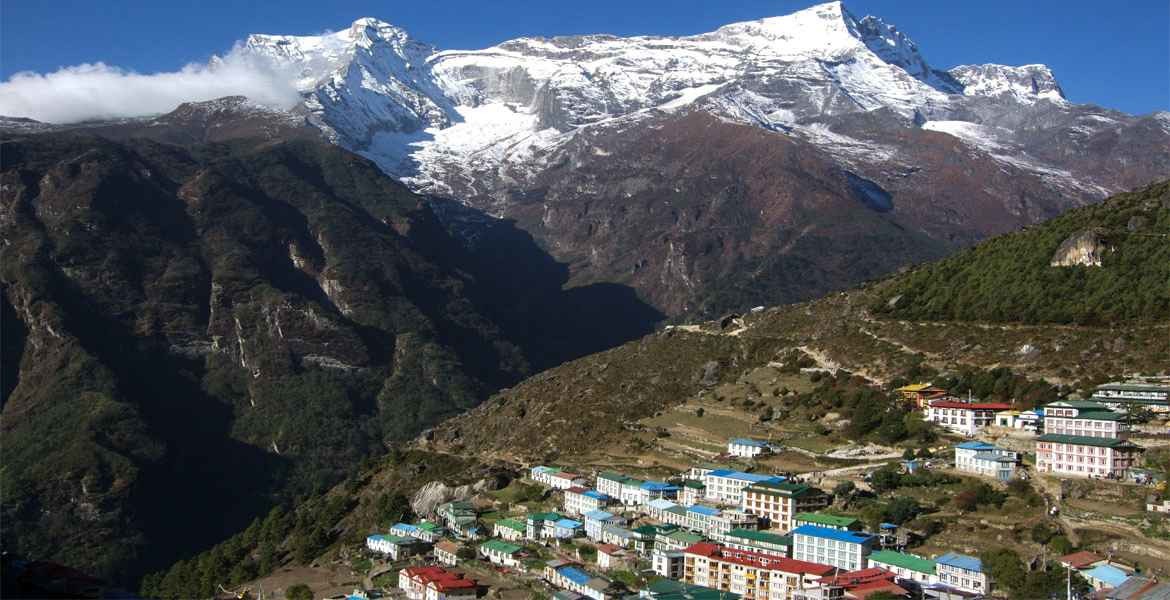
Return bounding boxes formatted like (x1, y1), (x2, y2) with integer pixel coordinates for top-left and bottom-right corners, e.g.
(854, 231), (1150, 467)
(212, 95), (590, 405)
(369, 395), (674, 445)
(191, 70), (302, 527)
(597, 472), (650, 506)
(791, 526), (875, 571)
(398, 566), (477, 600)
(366, 534), (427, 560)
(564, 487), (612, 516)
(583, 510), (626, 541)
(926, 400), (1012, 436)
(683, 543), (834, 600)
(651, 547), (685, 579)
(679, 480), (706, 505)
(994, 410), (1042, 432)
(935, 552), (990, 595)
(703, 470), (785, 504)
(596, 544), (628, 570)
(1043, 401), (1129, 438)
(728, 438), (771, 458)
(1092, 381), (1170, 413)
(530, 465), (563, 486)
(867, 550), (938, 586)
(954, 441), (1018, 481)
(544, 562), (620, 600)
(433, 540), (463, 566)
(478, 540), (523, 567)
(708, 509), (760, 537)
(493, 518), (527, 542)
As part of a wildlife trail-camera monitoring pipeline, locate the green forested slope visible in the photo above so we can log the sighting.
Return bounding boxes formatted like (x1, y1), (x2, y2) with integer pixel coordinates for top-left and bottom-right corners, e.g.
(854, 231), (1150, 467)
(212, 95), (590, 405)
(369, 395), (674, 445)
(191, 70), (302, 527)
(873, 180), (1170, 324)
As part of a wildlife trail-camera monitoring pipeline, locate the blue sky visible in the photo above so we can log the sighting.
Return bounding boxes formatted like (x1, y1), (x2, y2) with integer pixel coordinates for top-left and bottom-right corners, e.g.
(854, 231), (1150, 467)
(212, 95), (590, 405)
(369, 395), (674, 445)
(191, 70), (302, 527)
(2, 0), (1167, 114)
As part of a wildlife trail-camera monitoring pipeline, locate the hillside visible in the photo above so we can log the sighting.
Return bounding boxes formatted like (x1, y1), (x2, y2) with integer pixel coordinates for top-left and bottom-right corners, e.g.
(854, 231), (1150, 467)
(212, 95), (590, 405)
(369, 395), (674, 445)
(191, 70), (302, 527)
(135, 181), (1170, 599)
(874, 180), (1170, 324)
(0, 129), (654, 583)
(429, 180), (1170, 463)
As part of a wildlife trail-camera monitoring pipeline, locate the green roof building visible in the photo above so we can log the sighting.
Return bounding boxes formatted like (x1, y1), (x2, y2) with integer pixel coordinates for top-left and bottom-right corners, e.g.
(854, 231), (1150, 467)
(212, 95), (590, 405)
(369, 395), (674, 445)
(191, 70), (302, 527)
(722, 528), (791, 554)
(868, 550), (937, 583)
(644, 579), (740, 599)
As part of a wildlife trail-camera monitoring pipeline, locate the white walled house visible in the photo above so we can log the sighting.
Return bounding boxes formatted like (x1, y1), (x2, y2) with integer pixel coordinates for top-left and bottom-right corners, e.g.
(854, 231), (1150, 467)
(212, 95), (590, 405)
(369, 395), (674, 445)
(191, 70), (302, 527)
(935, 552), (990, 595)
(493, 518), (527, 542)
(564, 487), (612, 516)
(954, 441), (1018, 481)
(728, 438), (771, 458)
(1043, 401), (1129, 438)
(791, 525), (875, 571)
(926, 400), (1012, 436)
(702, 470), (785, 504)
(479, 540), (524, 567)
(867, 550), (938, 585)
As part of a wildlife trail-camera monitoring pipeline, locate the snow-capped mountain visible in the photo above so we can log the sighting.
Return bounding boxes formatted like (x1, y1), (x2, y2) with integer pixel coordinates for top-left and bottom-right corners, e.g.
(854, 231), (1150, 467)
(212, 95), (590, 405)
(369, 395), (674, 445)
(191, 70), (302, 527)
(238, 0), (1146, 199)
(9, 2), (1163, 319)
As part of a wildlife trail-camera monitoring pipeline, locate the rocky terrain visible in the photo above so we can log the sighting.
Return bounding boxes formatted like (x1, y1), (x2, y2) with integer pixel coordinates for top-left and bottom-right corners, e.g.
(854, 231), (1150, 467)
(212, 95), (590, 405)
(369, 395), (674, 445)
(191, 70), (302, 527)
(0, 124), (653, 582)
(427, 180), (1170, 462)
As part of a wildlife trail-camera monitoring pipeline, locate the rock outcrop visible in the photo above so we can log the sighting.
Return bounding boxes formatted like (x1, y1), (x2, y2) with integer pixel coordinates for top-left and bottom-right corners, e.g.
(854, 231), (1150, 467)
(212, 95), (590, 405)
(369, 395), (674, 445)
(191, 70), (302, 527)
(1050, 228), (1110, 267)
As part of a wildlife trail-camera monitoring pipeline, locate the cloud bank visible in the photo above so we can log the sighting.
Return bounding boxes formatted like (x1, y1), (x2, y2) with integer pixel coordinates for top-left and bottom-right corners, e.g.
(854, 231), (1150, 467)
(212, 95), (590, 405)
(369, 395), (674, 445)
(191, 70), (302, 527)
(0, 49), (302, 124)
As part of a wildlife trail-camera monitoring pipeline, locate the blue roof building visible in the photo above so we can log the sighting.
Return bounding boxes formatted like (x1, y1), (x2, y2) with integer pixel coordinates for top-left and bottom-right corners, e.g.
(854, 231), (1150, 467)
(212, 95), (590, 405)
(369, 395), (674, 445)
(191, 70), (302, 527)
(792, 525), (877, 571)
(731, 438), (768, 448)
(560, 566), (592, 585)
(935, 552), (990, 594)
(687, 505), (721, 517)
(955, 441), (998, 451)
(583, 510), (615, 521)
(936, 553), (983, 572)
(1081, 564), (1131, 589)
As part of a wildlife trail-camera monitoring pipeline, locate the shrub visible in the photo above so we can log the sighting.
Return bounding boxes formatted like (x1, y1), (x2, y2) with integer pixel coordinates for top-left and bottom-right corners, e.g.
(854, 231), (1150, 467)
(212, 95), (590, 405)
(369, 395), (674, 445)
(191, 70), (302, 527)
(286, 584), (313, 600)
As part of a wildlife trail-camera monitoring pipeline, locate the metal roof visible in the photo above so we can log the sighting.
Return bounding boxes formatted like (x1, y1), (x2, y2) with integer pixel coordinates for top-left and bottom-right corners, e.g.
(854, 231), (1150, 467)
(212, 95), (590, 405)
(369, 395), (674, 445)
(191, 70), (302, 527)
(791, 525), (874, 544)
(583, 510), (614, 521)
(557, 566), (593, 586)
(1036, 434), (1139, 448)
(794, 512), (859, 528)
(730, 438), (768, 447)
(1081, 564), (1131, 588)
(936, 552), (983, 572)
(480, 539), (522, 554)
(868, 550), (936, 575)
(687, 505), (722, 517)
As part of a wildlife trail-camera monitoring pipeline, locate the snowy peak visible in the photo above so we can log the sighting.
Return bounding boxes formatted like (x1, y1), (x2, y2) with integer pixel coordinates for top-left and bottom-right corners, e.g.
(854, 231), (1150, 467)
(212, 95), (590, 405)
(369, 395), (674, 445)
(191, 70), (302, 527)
(855, 15), (961, 93)
(949, 63), (1066, 103)
(707, 1), (863, 59)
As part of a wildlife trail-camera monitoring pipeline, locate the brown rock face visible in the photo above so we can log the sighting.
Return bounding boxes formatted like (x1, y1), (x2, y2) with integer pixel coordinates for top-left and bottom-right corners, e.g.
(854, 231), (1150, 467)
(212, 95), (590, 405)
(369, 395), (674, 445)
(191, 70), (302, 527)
(453, 111), (1113, 318)
(1050, 228), (1110, 267)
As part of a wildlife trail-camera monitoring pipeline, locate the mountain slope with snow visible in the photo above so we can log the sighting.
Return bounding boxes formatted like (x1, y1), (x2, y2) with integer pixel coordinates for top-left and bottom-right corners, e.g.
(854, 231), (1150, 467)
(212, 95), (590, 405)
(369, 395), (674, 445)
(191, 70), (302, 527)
(9, 2), (1166, 319)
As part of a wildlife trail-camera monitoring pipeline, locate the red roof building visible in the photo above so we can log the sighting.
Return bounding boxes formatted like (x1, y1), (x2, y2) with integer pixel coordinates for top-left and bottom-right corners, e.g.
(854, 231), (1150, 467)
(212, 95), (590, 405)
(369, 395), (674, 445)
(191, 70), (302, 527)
(1058, 550), (1106, 570)
(815, 567), (908, 599)
(683, 543), (834, 599)
(399, 565), (477, 599)
(927, 400), (1014, 436)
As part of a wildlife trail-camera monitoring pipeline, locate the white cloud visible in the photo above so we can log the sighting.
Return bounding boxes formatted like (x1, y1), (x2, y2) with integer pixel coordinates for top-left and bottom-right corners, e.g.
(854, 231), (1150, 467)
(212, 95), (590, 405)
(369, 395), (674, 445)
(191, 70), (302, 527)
(0, 48), (303, 124)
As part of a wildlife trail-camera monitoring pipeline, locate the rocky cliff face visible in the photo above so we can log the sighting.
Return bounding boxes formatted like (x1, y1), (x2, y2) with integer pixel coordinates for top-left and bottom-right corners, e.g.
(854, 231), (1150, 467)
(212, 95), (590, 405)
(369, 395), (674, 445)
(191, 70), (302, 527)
(1050, 229), (1110, 267)
(0, 132), (540, 582)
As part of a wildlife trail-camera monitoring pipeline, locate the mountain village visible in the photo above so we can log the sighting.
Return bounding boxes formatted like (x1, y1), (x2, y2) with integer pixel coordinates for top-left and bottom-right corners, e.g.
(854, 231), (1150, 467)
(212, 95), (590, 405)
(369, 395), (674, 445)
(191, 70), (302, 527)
(262, 379), (1170, 600)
